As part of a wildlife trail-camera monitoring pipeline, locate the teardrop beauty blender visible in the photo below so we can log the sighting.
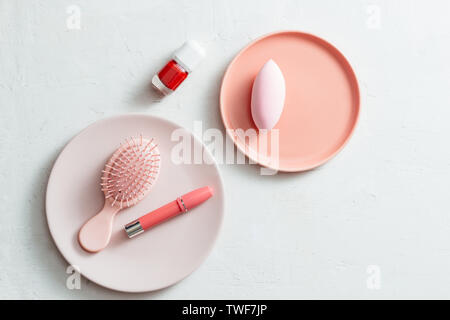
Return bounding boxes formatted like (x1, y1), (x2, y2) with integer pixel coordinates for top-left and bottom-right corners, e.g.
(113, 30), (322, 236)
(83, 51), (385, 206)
(78, 136), (160, 253)
(251, 59), (286, 130)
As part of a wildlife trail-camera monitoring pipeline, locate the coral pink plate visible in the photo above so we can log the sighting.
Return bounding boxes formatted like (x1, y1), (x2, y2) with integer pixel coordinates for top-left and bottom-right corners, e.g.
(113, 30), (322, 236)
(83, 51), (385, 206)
(46, 115), (224, 292)
(220, 31), (360, 172)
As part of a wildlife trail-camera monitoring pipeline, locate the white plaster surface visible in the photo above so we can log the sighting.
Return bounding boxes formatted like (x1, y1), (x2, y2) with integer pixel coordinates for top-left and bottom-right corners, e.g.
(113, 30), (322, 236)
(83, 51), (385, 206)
(1, 0), (450, 299)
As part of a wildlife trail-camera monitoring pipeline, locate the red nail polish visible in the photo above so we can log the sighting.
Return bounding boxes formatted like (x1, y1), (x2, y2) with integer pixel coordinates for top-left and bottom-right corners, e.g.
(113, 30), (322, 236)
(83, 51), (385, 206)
(152, 41), (205, 95)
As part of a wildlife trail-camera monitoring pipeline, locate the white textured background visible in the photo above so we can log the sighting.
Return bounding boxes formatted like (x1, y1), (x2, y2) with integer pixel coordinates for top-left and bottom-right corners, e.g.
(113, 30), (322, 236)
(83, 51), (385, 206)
(1, 0), (450, 299)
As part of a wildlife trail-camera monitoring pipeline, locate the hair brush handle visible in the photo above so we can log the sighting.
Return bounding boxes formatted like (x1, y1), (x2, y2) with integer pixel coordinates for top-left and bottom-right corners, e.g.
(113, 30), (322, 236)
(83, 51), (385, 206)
(78, 202), (120, 253)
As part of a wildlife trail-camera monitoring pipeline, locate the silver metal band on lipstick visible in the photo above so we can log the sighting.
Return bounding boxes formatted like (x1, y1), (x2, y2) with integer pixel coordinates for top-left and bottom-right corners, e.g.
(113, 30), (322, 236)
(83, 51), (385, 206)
(124, 220), (144, 238)
(178, 197), (188, 213)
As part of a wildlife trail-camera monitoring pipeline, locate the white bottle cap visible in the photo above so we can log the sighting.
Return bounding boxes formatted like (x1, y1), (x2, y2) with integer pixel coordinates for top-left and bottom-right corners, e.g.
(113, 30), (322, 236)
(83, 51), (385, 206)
(173, 40), (205, 73)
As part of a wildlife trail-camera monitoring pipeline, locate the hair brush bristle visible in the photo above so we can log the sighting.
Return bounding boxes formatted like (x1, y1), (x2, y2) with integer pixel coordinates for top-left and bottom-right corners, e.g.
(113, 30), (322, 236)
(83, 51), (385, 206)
(100, 135), (160, 209)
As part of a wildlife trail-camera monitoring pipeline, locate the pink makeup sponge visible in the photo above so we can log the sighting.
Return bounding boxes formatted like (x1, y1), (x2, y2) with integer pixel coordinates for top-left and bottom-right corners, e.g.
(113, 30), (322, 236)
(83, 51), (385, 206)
(251, 59), (286, 130)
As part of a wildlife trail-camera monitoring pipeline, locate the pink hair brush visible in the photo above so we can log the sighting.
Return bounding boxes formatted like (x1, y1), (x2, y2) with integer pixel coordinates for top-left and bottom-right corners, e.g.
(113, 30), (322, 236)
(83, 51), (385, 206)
(78, 135), (160, 253)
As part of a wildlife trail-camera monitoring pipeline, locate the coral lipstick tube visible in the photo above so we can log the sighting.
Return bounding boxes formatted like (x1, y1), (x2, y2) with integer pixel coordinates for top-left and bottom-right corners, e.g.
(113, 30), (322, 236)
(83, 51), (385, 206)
(124, 186), (213, 238)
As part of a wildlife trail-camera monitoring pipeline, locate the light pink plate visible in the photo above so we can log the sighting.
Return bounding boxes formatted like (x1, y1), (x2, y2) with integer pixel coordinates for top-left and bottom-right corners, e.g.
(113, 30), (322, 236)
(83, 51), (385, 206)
(220, 31), (360, 172)
(46, 114), (224, 292)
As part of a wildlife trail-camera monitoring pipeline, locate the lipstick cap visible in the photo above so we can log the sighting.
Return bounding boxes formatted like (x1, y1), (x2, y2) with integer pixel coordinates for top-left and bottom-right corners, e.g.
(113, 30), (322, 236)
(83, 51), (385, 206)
(182, 186), (213, 209)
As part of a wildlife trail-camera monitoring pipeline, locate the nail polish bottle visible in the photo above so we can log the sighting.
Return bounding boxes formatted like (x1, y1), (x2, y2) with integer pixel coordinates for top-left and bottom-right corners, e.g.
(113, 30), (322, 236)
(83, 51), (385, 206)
(152, 41), (205, 95)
